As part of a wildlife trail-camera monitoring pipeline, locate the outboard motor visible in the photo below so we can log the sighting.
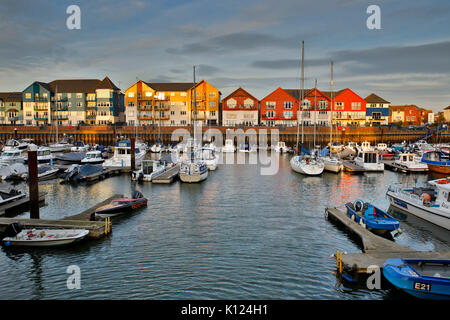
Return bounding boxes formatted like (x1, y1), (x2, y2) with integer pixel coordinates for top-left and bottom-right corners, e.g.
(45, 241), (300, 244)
(0, 222), (23, 242)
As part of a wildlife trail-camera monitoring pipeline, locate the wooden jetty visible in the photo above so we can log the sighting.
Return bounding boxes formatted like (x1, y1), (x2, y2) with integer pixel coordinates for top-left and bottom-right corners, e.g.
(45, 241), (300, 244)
(0, 192), (46, 217)
(152, 164), (180, 184)
(0, 194), (123, 239)
(326, 207), (450, 274)
(342, 160), (366, 174)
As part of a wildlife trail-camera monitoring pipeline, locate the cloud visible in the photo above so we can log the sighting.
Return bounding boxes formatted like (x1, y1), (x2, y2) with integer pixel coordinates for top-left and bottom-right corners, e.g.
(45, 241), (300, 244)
(166, 32), (298, 55)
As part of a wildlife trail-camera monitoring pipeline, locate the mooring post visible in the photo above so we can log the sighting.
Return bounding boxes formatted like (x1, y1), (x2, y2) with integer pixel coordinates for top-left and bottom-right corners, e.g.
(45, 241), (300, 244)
(130, 137), (135, 171)
(14, 127), (18, 139)
(28, 145), (39, 219)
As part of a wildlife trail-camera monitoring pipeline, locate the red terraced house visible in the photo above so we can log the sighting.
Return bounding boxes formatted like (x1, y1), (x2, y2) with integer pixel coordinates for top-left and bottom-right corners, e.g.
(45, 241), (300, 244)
(324, 88), (367, 126)
(260, 87), (299, 126)
(222, 87), (259, 126)
(285, 88), (332, 126)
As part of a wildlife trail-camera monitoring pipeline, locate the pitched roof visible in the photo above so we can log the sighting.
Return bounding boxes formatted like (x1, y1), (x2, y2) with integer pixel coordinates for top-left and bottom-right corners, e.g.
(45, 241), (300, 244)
(94, 77), (120, 91)
(284, 88), (313, 100)
(223, 87), (259, 102)
(365, 93), (390, 104)
(0, 92), (22, 102)
(445, 106), (450, 110)
(48, 79), (101, 93)
(145, 82), (195, 92)
(320, 89), (346, 100)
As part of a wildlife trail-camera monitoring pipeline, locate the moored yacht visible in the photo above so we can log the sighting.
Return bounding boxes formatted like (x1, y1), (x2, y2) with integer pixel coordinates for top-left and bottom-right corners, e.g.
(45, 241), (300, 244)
(81, 150), (105, 164)
(390, 153), (428, 173)
(132, 159), (172, 182)
(273, 141), (289, 153)
(354, 149), (384, 172)
(0, 148), (25, 165)
(222, 139), (236, 153)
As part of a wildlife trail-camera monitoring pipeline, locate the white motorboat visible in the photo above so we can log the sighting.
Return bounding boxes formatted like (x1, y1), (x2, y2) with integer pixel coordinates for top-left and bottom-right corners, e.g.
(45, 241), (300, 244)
(200, 148), (219, 170)
(354, 149), (384, 172)
(2, 229), (90, 247)
(0, 187), (26, 205)
(290, 154), (325, 176)
(3, 139), (30, 151)
(238, 142), (257, 153)
(179, 160), (209, 183)
(0, 163), (28, 181)
(49, 137), (73, 153)
(222, 139), (236, 153)
(150, 143), (164, 153)
(0, 148), (25, 164)
(102, 140), (146, 170)
(36, 147), (54, 164)
(357, 141), (374, 152)
(386, 178), (450, 231)
(81, 150), (105, 164)
(132, 160), (172, 181)
(323, 156), (343, 173)
(273, 141), (289, 153)
(71, 141), (89, 152)
(390, 153), (428, 173)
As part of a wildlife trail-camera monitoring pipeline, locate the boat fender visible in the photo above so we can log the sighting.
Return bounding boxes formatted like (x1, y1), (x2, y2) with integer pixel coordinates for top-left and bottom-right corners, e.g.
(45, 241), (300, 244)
(351, 214), (355, 221)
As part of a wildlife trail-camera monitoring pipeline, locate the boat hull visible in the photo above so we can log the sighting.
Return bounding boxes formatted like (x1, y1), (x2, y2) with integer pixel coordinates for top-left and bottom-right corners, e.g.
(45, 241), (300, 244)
(179, 170), (208, 183)
(383, 259), (450, 300)
(290, 157), (324, 176)
(426, 164), (450, 174)
(2, 230), (89, 247)
(386, 190), (450, 231)
(95, 199), (148, 218)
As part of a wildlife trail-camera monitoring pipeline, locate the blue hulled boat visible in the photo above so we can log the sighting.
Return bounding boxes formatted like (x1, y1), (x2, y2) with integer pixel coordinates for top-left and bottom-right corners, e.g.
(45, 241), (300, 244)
(383, 259), (450, 300)
(345, 200), (400, 235)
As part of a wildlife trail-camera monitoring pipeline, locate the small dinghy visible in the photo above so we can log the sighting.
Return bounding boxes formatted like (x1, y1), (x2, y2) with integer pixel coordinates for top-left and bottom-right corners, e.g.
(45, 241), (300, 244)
(95, 190), (147, 218)
(383, 259), (450, 300)
(2, 228), (89, 247)
(345, 200), (400, 235)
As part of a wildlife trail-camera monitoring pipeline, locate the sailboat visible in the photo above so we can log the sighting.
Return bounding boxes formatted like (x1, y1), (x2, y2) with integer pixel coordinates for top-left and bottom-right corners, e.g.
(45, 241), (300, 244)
(322, 61), (343, 173)
(49, 85), (73, 152)
(179, 66), (209, 183)
(290, 42), (324, 176)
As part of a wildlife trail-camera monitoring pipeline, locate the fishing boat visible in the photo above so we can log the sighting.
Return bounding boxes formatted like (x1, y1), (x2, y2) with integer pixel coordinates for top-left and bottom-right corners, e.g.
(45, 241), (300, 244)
(386, 178), (450, 231)
(95, 190), (147, 218)
(132, 160), (171, 182)
(81, 150), (105, 164)
(222, 139), (236, 153)
(345, 200), (400, 235)
(2, 229), (89, 247)
(71, 141), (89, 152)
(421, 151), (450, 174)
(388, 153), (428, 173)
(383, 258), (450, 300)
(0, 148), (25, 165)
(102, 139), (146, 170)
(376, 143), (395, 160)
(0, 187), (26, 205)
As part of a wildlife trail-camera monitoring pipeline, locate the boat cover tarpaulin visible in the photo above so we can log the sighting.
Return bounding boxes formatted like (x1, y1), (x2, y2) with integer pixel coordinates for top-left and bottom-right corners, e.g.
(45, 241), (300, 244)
(320, 147), (329, 157)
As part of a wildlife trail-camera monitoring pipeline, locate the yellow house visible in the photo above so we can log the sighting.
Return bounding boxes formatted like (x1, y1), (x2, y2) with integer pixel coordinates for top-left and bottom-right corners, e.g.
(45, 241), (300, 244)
(124, 80), (221, 126)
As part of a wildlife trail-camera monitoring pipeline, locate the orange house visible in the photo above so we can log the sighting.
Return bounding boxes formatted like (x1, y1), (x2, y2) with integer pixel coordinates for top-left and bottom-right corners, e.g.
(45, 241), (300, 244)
(260, 87), (299, 126)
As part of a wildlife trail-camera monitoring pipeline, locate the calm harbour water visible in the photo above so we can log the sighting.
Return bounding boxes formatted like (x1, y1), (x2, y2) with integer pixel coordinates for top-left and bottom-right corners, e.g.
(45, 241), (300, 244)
(0, 153), (449, 300)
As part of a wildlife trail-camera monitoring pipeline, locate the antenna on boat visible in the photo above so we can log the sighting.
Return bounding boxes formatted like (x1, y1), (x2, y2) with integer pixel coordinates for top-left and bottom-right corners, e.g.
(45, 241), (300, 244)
(301, 41), (305, 148)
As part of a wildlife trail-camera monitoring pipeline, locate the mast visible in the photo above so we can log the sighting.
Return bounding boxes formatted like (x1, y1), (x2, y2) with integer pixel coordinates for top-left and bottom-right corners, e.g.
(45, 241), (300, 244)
(314, 79), (317, 149)
(193, 65), (197, 160)
(330, 61), (334, 150)
(55, 84), (58, 143)
(301, 41), (305, 146)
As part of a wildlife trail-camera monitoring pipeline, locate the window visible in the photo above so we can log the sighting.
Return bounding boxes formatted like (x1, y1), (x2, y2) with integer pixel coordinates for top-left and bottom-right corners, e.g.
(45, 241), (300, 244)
(171, 120), (175, 125)
(25, 93), (31, 99)
(180, 92), (187, 97)
(145, 92), (152, 97)
(351, 102), (361, 110)
(227, 99), (236, 108)
(171, 111), (175, 115)
(128, 92), (135, 98)
(68, 93), (71, 98)
(372, 112), (381, 120)
(284, 101), (293, 109)
(319, 100), (328, 109)
(76, 93), (82, 98)
(244, 99), (254, 108)
(412, 116), (416, 121)
(26, 112), (32, 117)
(335, 102), (344, 110)
(266, 101), (276, 109)
(209, 101), (216, 108)
(180, 111), (187, 115)
(181, 120), (186, 125)
(209, 92), (216, 97)
(210, 111), (216, 116)
(302, 100), (311, 109)
(283, 111), (293, 119)
(266, 110), (275, 118)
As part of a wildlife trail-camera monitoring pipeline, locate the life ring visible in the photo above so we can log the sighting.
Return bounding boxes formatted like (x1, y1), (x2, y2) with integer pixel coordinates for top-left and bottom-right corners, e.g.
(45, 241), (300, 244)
(437, 179), (450, 184)
(354, 200), (364, 212)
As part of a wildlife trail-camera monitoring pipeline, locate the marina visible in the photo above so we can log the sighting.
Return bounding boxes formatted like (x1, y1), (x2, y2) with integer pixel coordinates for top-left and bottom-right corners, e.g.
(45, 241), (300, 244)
(0, 142), (449, 299)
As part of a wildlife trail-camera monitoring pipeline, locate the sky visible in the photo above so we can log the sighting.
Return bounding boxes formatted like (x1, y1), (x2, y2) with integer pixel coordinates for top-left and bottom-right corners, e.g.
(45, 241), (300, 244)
(0, 0), (449, 112)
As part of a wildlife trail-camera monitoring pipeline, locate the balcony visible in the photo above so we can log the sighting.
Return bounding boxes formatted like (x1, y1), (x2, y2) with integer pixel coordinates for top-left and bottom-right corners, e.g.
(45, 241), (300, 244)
(8, 117), (20, 121)
(34, 115), (49, 120)
(54, 116), (69, 121)
(54, 106), (69, 111)
(34, 106), (49, 111)
(34, 97), (49, 102)
(86, 113), (96, 119)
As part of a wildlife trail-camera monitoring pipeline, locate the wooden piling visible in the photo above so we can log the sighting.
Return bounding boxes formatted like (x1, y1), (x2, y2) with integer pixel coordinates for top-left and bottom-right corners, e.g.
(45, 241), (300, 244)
(27, 149), (39, 219)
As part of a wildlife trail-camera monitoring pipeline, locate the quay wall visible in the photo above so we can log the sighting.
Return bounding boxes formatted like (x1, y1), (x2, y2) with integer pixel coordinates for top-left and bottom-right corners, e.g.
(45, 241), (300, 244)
(0, 126), (448, 147)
